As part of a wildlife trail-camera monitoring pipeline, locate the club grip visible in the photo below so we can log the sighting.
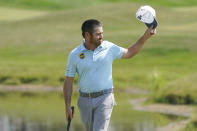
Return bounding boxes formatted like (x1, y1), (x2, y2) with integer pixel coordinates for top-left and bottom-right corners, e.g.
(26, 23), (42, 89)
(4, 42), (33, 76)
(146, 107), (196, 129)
(71, 106), (74, 116)
(68, 106), (74, 121)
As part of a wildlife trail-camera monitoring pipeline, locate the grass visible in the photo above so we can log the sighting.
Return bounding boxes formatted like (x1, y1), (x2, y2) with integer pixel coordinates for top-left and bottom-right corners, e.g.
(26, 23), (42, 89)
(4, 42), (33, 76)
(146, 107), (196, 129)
(184, 109), (197, 131)
(149, 73), (197, 104)
(0, 7), (48, 22)
(0, 0), (197, 11)
(184, 121), (197, 131)
(0, 0), (99, 10)
(0, 3), (197, 87)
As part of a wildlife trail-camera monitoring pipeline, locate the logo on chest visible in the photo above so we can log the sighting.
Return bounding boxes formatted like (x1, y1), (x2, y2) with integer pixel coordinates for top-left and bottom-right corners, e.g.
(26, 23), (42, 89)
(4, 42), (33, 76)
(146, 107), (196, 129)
(79, 53), (85, 59)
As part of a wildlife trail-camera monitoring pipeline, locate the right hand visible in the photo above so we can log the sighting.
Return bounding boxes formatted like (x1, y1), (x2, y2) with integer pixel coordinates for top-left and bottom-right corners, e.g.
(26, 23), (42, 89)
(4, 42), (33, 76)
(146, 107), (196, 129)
(66, 106), (73, 121)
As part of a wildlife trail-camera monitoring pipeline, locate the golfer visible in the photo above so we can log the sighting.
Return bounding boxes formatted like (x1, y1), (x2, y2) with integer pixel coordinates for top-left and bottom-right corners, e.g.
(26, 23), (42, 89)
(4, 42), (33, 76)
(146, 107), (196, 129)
(63, 19), (156, 131)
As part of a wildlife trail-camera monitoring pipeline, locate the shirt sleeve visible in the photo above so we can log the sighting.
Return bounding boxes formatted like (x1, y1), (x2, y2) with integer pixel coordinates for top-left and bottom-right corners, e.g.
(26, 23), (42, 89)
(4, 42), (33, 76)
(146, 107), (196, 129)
(65, 52), (77, 77)
(111, 44), (126, 60)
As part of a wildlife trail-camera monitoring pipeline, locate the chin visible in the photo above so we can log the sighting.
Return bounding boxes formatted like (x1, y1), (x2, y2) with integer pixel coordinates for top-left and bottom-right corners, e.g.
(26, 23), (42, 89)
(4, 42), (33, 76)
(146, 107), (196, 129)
(93, 40), (102, 46)
(98, 40), (102, 45)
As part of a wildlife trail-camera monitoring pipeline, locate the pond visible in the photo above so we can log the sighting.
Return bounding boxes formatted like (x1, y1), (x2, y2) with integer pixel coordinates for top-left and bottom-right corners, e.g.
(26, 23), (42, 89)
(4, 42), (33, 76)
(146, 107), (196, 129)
(0, 115), (156, 131)
(0, 91), (182, 131)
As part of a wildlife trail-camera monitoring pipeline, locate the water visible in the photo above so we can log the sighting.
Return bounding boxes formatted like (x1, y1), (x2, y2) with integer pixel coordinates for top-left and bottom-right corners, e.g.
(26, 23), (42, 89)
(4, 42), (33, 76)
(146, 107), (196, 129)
(0, 115), (155, 131)
(0, 115), (66, 131)
(0, 92), (181, 131)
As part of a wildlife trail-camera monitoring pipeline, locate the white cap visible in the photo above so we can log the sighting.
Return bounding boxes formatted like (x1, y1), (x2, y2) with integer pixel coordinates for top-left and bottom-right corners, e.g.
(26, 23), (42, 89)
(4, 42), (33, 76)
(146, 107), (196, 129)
(136, 5), (156, 24)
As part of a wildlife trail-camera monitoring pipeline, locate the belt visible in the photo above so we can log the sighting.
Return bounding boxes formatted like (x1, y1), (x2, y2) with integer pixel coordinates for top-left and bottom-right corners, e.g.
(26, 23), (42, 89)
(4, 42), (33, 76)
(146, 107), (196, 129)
(79, 88), (113, 98)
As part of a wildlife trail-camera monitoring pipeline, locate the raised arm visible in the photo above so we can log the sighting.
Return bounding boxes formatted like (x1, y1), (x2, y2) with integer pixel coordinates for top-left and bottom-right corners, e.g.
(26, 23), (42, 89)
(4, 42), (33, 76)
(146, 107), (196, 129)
(122, 26), (156, 59)
(63, 76), (74, 121)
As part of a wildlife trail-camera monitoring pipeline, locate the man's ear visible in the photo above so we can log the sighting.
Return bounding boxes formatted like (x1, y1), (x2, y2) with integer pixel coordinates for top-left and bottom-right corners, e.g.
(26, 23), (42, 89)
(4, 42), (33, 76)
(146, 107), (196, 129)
(85, 32), (90, 40)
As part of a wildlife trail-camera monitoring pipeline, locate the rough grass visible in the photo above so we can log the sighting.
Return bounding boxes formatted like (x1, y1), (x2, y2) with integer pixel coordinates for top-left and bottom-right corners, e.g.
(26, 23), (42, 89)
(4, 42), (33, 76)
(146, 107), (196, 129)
(0, 7), (48, 22)
(150, 73), (197, 104)
(0, 3), (197, 88)
(0, 0), (197, 10)
(0, 0), (104, 10)
(184, 113), (197, 131)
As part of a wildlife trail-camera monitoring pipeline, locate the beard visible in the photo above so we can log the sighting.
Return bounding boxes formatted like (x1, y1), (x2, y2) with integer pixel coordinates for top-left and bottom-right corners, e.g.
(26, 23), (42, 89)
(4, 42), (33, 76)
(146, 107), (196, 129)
(90, 37), (102, 47)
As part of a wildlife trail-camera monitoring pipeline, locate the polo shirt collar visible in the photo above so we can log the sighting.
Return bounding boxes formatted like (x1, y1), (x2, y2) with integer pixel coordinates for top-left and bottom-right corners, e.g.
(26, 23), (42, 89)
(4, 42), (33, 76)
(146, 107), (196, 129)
(79, 40), (87, 51)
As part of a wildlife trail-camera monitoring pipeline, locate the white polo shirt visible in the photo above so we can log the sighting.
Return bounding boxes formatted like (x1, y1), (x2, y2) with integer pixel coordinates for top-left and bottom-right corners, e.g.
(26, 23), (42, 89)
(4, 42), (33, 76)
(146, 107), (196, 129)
(65, 40), (126, 93)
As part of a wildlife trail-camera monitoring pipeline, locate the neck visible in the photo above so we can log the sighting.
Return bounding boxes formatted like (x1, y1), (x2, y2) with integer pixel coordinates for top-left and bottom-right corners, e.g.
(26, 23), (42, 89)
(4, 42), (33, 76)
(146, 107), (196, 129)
(84, 41), (98, 51)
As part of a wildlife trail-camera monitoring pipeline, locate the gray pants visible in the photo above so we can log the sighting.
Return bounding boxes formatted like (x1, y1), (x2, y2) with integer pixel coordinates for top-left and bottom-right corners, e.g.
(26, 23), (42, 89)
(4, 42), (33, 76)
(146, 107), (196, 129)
(78, 93), (116, 131)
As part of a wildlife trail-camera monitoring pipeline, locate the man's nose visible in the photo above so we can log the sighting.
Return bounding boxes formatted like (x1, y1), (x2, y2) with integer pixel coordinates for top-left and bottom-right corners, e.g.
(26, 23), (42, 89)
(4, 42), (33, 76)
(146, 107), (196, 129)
(100, 34), (103, 39)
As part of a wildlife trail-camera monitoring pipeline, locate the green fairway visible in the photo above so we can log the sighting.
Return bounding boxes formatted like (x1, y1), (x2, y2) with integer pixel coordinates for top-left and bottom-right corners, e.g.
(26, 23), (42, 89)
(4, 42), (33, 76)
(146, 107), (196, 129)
(1, 3), (197, 87)
(0, 0), (197, 10)
(0, 7), (48, 22)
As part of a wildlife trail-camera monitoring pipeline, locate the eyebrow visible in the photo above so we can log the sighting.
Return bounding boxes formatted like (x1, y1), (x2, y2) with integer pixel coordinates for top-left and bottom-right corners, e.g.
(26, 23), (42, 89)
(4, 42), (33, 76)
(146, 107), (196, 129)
(96, 32), (103, 34)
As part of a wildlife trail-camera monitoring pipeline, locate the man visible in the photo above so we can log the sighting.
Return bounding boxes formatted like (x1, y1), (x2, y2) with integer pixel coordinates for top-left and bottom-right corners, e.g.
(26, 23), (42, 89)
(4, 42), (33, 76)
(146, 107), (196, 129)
(63, 19), (156, 131)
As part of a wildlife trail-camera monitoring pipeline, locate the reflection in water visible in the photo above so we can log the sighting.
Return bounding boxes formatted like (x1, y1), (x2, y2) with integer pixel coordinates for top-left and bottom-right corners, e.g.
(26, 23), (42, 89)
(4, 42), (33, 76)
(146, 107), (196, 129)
(109, 120), (155, 131)
(0, 115), (67, 131)
(135, 121), (155, 131)
(0, 115), (155, 131)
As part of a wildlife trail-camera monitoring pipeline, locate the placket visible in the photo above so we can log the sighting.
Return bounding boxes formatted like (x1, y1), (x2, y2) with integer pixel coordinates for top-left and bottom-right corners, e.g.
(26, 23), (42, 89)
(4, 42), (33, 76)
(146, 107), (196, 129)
(93, 50), (97, 62)
(93, 48), (100, 61)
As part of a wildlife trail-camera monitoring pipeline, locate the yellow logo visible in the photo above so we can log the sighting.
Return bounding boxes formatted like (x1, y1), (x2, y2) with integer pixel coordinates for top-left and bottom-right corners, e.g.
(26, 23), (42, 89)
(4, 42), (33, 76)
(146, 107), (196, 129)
(79, 53), (85, 59)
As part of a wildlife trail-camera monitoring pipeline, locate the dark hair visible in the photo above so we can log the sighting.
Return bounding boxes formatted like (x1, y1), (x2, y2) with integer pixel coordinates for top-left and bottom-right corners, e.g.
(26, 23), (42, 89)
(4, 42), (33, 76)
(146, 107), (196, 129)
(81, 19), (102, 38)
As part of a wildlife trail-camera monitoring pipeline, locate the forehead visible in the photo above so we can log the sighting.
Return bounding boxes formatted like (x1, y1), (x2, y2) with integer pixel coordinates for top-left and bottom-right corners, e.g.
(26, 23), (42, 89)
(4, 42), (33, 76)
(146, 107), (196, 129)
(93, 26), (103, 33)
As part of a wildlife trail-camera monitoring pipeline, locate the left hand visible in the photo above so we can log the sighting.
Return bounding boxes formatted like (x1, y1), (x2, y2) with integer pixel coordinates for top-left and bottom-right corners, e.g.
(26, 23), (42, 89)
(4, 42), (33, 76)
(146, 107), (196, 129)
(143, 25), (156, 40)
